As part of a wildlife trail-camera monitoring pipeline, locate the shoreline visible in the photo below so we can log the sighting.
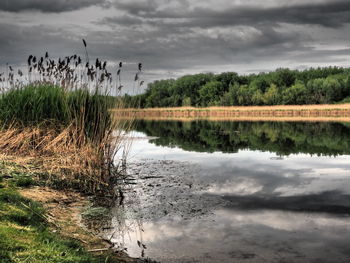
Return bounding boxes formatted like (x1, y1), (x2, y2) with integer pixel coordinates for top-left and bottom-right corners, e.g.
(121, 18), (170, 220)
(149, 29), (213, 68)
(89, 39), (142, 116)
(113, 104), (350, 122)
(0, 158), (142, 263)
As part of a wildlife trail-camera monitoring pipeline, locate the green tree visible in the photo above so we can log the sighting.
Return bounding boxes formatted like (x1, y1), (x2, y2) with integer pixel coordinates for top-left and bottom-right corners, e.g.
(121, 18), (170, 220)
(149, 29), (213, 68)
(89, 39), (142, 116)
(282, 81), (307, 105)
(252, 89), (264, 105)
(322, 77), (342, 102)
(182, 97), (191, 106)
(198, 81), (224, 106)
(237, 84), (252, 105)
(172, 74), (213, 106)
(129, 66), (350, 108)
(273, 68), (297, 87)
(228, 82), (240, 105)
(263, 84), (280, 105)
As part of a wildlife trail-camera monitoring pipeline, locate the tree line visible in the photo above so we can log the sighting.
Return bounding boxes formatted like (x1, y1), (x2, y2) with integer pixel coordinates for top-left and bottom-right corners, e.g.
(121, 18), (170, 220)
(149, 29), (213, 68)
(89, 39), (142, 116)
(123, 67), (350, 107)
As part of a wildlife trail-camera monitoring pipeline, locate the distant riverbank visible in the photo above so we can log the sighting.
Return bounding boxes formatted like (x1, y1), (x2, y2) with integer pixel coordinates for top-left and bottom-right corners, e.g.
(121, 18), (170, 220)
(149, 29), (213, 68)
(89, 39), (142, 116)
(113, 104), (350, 122)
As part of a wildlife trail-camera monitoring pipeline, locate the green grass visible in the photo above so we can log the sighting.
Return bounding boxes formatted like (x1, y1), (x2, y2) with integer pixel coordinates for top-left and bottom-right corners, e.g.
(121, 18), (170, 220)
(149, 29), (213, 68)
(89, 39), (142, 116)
(0, 85), (70, 127)
(13, 176), (35, 188)
(0, 163), (37, 188)
(0, 84), (114, 144)
(0, 167), (122, 263)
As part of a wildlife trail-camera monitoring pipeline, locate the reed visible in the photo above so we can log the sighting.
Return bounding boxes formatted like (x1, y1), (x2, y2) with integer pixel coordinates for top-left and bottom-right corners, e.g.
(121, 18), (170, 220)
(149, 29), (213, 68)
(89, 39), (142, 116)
(0, 40), (143, 194)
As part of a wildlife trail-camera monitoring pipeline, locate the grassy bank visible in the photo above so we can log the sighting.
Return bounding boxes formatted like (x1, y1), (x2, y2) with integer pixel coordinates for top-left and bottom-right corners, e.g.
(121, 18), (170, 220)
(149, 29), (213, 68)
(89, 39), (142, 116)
(114, 104), (350, 122)
(0, 161), (130, 263)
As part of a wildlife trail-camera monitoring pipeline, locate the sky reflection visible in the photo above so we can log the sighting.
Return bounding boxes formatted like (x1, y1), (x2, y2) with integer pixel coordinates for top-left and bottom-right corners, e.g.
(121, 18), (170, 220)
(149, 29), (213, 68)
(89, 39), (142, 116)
(111, 126), (350, 262)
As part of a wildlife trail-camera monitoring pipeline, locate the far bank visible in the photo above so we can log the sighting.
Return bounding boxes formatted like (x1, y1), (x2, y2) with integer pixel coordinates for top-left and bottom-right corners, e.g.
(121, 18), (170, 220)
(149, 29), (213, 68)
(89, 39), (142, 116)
(113, 104), (350, 122)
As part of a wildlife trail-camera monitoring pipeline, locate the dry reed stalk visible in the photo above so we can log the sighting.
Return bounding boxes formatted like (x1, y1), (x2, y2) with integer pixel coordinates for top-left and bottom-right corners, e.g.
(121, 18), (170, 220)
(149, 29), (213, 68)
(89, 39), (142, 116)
(0, 114), (135, 192)
(114, 104), (350, 122)
(116, 103), (350, 112)
(0, 126), (111, 189)
(117, 116), (350, 123)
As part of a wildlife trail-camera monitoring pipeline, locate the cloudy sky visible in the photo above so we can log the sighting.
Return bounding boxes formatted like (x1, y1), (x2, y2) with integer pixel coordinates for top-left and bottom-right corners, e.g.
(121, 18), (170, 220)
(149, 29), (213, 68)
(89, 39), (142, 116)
(1, 0), (350, 89)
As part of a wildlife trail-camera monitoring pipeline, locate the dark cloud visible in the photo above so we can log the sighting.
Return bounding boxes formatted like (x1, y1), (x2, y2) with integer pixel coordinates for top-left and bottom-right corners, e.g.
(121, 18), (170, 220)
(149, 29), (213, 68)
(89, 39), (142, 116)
(101, 14), (143, 26)
(190, 1), (350, 28)
(0, 0), (106, 13)
(113, 0), (350, 28)
(1, 0), (350, 87)
(95, 18), (309, 69)
(115, 0), (159, 16)
(0, 23), (81, 65)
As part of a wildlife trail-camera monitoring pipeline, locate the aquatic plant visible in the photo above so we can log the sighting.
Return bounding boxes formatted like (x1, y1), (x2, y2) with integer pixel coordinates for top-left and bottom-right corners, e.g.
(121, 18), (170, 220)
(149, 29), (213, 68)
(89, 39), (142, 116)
(0, 40), (143, 193)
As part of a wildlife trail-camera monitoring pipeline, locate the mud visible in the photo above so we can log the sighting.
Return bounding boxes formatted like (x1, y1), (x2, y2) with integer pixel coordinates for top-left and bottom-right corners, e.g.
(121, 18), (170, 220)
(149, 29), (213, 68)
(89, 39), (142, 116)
(122, 160), (224, 220)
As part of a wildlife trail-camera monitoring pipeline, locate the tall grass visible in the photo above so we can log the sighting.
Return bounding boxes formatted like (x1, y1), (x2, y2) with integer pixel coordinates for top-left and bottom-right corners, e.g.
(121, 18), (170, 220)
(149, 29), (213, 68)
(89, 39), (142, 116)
(0, 84), (70, 127)
(0, 41), (143, 194)
(0, 84), (116, 143)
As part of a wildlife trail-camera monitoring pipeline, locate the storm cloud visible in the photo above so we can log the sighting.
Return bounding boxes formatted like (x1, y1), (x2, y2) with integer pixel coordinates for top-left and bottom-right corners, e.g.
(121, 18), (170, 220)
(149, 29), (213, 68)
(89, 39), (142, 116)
(113, 0), (350, 28)
(116, 0), (350, 28)
(1, 0), (350, 90)
(0, 0), (106, 13)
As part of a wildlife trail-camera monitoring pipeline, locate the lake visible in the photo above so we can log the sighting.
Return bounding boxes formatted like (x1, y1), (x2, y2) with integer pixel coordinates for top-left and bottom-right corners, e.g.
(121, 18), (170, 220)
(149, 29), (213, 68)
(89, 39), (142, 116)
(107, 120), (350, 263)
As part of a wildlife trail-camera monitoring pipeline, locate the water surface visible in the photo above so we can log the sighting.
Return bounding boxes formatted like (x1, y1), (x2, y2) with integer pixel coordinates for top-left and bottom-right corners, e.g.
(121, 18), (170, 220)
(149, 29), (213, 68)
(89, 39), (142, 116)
(108, 121), (350, 262)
